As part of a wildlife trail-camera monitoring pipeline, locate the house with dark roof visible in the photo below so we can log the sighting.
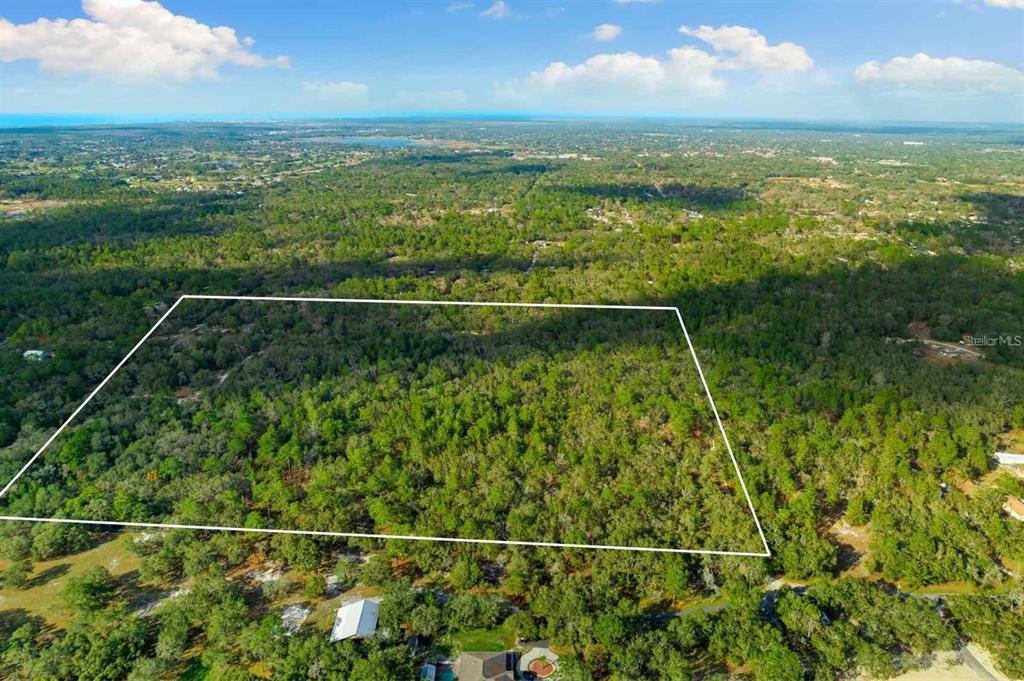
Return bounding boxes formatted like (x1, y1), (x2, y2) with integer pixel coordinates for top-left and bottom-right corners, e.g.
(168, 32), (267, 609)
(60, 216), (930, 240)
(454, 651), (513, 681)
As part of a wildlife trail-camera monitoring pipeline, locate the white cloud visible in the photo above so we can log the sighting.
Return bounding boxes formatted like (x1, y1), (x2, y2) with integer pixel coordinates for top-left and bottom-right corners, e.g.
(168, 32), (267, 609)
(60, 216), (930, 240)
(679, 24), (813, 72)
(501, 24), (811, 108)
(446, 2), (474, 12)
(520, 47), (725, 99)
(984, 0), (1023, 8)
(480, 1), (511, 19)
(854, 53), (1023, 91)
(0, 0), (289, 82)
(302, 80), (369, 101)
(590, 23), (623, 42)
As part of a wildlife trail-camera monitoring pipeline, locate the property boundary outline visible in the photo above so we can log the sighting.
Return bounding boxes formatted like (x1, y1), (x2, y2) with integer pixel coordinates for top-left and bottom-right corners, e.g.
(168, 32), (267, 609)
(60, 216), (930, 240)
(0, 294), (771, 557)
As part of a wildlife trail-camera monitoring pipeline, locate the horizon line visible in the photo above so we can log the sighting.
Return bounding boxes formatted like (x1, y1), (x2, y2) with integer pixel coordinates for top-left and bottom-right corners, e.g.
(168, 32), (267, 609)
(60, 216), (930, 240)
(2, 112), (1023, 130)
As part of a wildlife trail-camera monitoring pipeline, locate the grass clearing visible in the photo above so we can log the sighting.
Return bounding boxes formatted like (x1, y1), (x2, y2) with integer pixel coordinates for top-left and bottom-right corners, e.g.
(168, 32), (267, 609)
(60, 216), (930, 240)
(0, 532), (141, 628)
(449, 627), (514, 652)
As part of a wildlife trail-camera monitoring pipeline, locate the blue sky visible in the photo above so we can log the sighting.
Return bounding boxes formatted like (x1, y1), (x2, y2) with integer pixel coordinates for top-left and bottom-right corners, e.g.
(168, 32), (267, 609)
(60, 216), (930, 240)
(1, 0), (1022, 122)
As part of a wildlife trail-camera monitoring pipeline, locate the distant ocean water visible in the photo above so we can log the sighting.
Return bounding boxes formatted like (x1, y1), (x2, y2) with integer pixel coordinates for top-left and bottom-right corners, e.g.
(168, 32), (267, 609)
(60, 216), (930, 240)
(0, 114), (174, 128)
(1, 113), (1020, 133)
(0, 113), (529, 129)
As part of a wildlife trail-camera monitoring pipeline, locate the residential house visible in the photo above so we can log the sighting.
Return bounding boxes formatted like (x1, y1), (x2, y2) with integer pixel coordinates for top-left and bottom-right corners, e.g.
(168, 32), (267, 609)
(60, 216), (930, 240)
(995, 452), (1024, 466)
(454, 651), (514, 681)
(329, 599), (379, 642)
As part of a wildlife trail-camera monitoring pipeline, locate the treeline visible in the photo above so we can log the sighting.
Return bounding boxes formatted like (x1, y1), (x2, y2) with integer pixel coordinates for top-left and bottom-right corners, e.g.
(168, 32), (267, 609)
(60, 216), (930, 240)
(2, 520), (1020, 680)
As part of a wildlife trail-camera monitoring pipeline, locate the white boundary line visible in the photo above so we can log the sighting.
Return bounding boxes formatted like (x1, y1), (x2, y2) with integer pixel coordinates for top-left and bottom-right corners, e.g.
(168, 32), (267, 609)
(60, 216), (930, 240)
(0, 294), (771, 557)
(0, 516), (767, 557)
(0, 295), (187, 498)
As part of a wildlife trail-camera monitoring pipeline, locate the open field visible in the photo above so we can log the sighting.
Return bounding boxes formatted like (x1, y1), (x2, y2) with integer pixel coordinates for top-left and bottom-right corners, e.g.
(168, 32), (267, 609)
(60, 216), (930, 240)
(0, 533), (141, 628)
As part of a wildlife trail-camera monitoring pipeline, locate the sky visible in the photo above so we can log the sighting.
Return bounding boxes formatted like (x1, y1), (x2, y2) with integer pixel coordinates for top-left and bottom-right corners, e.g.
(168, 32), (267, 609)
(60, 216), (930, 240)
(1, 0), (1022, 123)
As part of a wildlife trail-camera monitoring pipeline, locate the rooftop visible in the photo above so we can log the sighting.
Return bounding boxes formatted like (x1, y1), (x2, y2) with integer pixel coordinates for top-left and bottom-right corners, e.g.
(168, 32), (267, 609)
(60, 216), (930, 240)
(455, 651), (513, 681)
(329, 598), (379, 642)
(1004, 497), (1024, 521)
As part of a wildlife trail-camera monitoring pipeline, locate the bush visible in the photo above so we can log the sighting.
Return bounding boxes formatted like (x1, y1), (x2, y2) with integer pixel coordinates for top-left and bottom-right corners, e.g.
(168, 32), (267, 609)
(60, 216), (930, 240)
(303, 573), (327, 598)
(1013, 404), (1024, 430)
(846, 493), (870, 526)
(260, 577), (292, 601)
(450, 556), (483, 589)
(2, 559), (32, 590)
(332, 556), (362, 588)
(361, 554), (394, 586)
(127, 657), (169, 681)
(138, 548), (180, 585)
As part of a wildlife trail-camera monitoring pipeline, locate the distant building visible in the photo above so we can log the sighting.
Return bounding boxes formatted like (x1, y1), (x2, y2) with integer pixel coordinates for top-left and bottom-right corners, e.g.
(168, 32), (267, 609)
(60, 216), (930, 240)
(23, 349), (51, 361)
(995, 452), (1024, 466)
(329, 599), (379, 642)
(454, 651), (513, 681)
(1004, 497), (1024, 522)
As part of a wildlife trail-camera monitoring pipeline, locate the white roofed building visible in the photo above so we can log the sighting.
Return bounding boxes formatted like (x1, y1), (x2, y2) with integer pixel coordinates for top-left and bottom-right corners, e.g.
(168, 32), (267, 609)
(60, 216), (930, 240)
(329, 599), (380, 642)
(995, 452), (1024, 465)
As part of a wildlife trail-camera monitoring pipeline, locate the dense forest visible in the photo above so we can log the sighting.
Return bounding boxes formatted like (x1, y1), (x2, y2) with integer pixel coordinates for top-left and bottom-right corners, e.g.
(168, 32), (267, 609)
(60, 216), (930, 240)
(2, 299), (761, 553)
(0, 119), (1022, 680)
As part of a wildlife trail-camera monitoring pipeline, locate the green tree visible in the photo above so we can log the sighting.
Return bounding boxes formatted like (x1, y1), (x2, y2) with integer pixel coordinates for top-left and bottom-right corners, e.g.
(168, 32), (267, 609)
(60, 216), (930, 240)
(846, 493), (869, 526)
(2, 559), (32, 590)
(361, 554), (394, 586)
(239, 616), (285, 665)
(594, 613), (626, 648)
(30, 523), (90, 561)
(156, 605), (192, 661)
(61, 566), (116, 612)
(410, 601), (445, 638)
(450, 556), (483, 589)
(504, 610), (540, 642)
(333, 557), (362, 588)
